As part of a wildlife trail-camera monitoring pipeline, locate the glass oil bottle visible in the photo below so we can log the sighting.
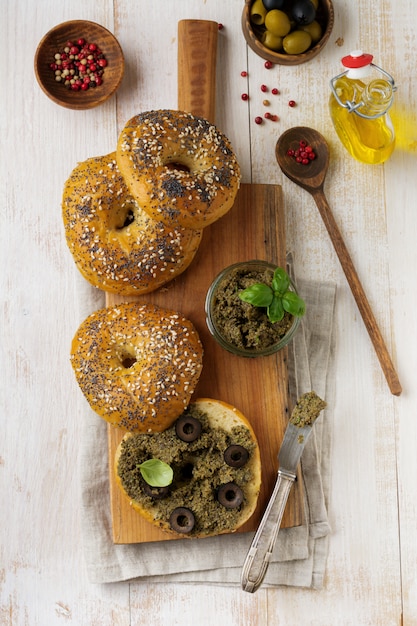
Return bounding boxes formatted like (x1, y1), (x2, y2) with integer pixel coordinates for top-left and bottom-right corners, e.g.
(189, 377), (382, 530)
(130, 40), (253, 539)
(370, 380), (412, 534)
(329, 51), (397, 164)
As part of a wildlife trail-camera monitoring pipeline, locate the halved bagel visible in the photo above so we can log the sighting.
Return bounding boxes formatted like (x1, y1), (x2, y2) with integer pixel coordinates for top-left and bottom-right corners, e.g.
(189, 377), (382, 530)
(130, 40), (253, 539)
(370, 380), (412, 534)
(70, 302), (203, 433)
(115, 398), (261, 538)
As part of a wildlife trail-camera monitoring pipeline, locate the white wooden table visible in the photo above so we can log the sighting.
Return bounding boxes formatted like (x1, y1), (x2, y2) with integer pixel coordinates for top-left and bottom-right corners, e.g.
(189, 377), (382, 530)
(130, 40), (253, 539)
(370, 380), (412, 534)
(2, 0), (416, 624)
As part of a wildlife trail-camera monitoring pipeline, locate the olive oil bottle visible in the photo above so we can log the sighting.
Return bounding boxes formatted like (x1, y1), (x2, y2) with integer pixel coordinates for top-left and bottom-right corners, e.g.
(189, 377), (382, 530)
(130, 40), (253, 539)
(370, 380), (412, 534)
(329, 51), (397, 164)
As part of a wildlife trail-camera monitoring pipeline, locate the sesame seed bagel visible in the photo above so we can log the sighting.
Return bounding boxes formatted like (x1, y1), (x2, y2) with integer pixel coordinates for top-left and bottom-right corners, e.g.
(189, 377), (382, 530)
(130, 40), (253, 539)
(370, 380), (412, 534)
(62, 153), (202, 295)
(70, 302), (203, 433)
(115, 398), (261, 538)
(116, 110), (241, 230)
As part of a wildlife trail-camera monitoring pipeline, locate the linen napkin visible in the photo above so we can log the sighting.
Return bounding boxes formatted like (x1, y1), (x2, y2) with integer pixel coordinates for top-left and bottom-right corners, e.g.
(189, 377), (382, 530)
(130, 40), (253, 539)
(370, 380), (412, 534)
(79, 274), (336, 589)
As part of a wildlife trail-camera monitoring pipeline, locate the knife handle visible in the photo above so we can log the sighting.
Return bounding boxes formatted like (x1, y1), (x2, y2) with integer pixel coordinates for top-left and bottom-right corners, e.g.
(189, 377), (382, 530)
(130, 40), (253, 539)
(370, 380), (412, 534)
(241, 469), (296, 593)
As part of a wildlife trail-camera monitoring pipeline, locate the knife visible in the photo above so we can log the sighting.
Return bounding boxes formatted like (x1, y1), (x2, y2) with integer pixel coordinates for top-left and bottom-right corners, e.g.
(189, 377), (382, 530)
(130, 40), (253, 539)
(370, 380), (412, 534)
(241, 392), (326, 593)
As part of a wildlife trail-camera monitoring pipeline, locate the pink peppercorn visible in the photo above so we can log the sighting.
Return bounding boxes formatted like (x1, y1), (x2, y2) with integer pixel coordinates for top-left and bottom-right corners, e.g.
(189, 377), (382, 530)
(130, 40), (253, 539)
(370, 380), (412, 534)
(264, 61), (273, 69)
(49, 39), (108, 92)
(241, 70), (247, 77)
(241, 93), (249, 101)
(260, 84), (267, 92)
(271, 88), (279, 95)
(255, 116), (263, 124)
(288, 100), (296, 107)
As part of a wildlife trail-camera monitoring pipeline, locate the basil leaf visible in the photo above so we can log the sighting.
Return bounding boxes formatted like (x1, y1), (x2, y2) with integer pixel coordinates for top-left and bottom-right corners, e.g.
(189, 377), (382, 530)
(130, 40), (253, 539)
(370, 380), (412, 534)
(282, 291), (306, 317)
(271, 267), (290, 295)
(239, 283), (273, 307)
(139, 459), (173, 487)
(268, 296), (285, 323)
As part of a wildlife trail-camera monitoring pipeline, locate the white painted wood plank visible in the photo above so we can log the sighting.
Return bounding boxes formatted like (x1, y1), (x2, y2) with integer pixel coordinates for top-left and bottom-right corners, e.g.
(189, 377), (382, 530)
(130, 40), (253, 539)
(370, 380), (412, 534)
(1, 1), (130, 624)
(383, 1), (417, 622)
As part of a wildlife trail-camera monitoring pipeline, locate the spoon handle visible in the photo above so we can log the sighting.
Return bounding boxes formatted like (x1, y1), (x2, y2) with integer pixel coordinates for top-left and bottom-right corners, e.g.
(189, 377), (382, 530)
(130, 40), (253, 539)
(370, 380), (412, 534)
(312, 189), (402, 396)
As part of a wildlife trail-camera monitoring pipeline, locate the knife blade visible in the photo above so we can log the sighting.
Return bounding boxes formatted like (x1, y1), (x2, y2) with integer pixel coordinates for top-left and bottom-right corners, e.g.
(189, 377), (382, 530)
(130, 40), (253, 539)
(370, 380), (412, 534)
(241, 392), (326, 593)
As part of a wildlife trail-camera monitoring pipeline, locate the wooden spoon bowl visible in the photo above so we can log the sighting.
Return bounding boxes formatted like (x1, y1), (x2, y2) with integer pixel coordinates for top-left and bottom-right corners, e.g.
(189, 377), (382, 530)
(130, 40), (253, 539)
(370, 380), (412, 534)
(34, 20), (124, 110)
(276, 126), (329, 191)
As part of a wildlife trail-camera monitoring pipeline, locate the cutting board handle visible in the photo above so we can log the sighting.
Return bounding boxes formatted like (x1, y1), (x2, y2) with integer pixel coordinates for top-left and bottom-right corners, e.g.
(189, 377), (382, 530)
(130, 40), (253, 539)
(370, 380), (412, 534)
(177, 19), (218, 123)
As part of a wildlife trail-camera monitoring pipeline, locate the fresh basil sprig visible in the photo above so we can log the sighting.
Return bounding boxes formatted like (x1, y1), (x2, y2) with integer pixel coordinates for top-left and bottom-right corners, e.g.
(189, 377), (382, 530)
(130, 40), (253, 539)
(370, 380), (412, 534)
(239, 266), (305, 324)
(138, 458), (173, 487)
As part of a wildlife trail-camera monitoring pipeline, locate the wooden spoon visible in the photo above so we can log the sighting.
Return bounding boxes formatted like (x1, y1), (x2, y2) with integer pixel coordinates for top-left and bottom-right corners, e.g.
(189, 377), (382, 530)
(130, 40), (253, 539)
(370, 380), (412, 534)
(276, 126), (402, 396)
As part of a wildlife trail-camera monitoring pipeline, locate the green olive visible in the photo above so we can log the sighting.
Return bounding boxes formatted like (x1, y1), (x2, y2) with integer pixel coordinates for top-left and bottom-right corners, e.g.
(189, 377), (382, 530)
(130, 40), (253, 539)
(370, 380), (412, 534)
(264, 9), (291, 37)
(282, 30), (312, 54)
(250, 0), (268, 25)
(261, 29), (283, 51)
(300, 20), (322, 42)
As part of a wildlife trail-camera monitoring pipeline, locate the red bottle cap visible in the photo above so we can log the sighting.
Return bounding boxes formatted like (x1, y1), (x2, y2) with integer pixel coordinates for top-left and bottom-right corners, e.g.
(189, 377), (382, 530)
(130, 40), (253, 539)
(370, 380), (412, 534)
(342, 51), (373, 69)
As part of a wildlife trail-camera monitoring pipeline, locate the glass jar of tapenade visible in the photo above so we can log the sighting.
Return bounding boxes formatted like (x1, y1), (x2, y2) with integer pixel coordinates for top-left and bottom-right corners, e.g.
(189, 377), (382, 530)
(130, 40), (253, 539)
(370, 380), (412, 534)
(205, 260), (301, 357)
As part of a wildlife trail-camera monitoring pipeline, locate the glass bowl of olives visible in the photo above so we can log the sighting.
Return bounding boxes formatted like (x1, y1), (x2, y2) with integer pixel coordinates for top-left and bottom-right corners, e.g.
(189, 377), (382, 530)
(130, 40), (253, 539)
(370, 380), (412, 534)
(242, 0), (334, 65)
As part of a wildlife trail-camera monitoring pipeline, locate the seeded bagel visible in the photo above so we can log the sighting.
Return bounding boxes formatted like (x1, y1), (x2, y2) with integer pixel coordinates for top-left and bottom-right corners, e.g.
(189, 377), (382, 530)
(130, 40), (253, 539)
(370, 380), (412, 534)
(70, 302), (203, 433)
(62, 152), (202, 295)
(116, 109), (241, 229)
(115, 398), (262, 538)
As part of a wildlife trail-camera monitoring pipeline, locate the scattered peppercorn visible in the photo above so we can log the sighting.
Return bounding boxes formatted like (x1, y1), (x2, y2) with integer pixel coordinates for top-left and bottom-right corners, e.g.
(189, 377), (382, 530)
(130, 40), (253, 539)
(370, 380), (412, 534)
(49, 39), (107, 91)
(271, 88), (280, 95)
(288, 100), (296, 107)
(271, 114), (279, 122)
(241, 93), (249, 101)
(218, 23), (224, 30)
(264, 61), (273, 69)
(241, 70), (248, 77)
(255, 116), (263, 125)
(263, 99), (270, 106)
(260, 84), (267, 92)
(264, 112), (272, 119)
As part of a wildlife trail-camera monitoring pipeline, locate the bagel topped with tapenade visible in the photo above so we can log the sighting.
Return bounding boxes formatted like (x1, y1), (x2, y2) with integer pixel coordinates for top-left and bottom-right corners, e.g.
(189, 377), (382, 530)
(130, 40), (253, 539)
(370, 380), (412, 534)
(115, 398), (261, 538)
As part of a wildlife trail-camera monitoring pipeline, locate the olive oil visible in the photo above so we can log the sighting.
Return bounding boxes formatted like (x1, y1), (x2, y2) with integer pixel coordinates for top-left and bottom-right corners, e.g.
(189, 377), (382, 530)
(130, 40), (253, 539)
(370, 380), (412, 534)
(329, 51), (396, 164)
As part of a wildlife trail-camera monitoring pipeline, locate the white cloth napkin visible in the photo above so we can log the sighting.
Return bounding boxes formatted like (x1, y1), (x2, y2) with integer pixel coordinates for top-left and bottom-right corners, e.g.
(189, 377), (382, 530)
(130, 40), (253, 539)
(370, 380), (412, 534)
(79, 277), (336, 589)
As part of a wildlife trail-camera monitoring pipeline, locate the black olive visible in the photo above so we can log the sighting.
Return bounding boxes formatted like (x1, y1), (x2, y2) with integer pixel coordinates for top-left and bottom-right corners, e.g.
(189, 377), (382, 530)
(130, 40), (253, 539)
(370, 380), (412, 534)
(169, 507), (195, 534)
(216, 482), (244, 509)
(175, 414), (202, 442)
(291, 0), (316, 25)
(179, 462), (194, 481)
(261, 0), (285, 9)
(224, 444), (249, 468)
(142, 481), (170, 500)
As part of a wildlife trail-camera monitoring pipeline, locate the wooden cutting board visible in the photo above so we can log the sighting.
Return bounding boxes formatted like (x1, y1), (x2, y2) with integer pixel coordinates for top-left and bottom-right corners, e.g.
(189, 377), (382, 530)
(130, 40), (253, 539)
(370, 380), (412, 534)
(106, 20), (304, 543)
(107, 182), (304, 543)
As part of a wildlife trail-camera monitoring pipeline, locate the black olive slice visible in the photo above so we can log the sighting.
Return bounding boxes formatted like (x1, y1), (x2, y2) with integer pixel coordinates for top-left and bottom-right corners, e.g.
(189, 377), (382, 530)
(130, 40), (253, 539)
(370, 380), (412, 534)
(169, 507), (195, 534)
(175, 414), (202, 442)
(142, 481), (170, 500)
(224, 444), (249, 468)
(216, 482), (244, 509)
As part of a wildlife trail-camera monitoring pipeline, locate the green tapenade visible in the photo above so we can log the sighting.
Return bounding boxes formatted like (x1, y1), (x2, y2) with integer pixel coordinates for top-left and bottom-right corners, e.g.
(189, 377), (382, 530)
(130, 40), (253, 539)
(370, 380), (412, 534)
(289, 391), (327, 428)
(117, 405), (257, 536)
(211, 266), (294, 351)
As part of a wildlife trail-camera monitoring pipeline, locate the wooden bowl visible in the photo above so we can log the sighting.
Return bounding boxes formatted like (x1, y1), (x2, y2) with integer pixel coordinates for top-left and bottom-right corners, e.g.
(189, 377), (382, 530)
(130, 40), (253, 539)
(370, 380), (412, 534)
(242, 0), (334, 66)
(34, 20), (124, 110)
